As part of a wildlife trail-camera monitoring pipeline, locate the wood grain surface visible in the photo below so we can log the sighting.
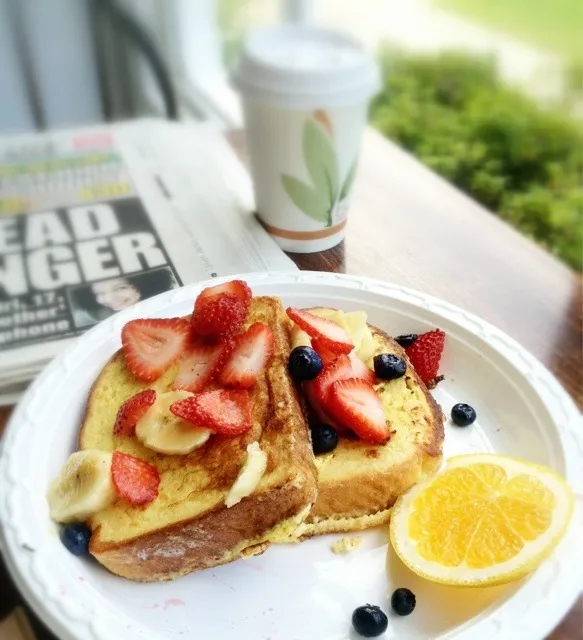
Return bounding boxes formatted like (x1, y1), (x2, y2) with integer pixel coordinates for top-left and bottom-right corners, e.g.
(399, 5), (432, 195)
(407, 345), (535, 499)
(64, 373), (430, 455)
(0, 127), (581, 639)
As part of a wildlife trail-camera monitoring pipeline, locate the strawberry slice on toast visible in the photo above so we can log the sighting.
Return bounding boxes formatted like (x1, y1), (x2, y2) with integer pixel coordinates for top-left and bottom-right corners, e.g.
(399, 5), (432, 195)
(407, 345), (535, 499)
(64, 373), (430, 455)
(328, 378), (391, 444)
(310, 354), (355, 404)
(113, 389), (157, 436)
(170, 389), (252, 435)
(311, 337), (339, 366)
(348, 350), (376, 385)
(305, 352), (377, 433)
(172, 341), (229, 393)
(218, 322), (275, 389)
(111, 451), (160, 505)
(121, 318), (190, 382)
(303, 379), (346, 432)
(286, 308), (353, 355)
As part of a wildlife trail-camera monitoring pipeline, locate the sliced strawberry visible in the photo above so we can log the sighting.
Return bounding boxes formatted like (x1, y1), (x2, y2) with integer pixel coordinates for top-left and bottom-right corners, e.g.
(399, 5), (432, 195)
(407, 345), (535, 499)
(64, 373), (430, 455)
(348, 350), (376, 385)
(197, 280), (252, 310)
(286, 308), (353, 355)
(311, 354), (355, 404)
(121, 318), (190, 382)
(306, 353), (376, 432)
(172, 342), (225, 392)
(328, 378), (390, 444)
(113, 389), (156, 436)
(191, 292), (247, 337)
(111, 451), (160, 505)
(218, 322), (275, 389)
(303, 379), (347, 432)
(405, 329), (445, 385)
(311, 337), (338, 366)
(170, 389), (252, 435)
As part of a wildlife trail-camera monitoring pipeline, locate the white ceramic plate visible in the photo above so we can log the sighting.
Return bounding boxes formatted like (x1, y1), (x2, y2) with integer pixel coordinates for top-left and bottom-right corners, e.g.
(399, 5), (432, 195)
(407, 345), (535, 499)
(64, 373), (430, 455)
(1, 272), (582, 640)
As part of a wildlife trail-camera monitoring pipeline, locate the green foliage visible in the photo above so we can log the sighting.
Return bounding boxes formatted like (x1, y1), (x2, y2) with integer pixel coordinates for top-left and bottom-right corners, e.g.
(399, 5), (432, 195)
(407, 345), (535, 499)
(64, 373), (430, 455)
(371, 51), (583, 270)
(437, 0), (583, 58)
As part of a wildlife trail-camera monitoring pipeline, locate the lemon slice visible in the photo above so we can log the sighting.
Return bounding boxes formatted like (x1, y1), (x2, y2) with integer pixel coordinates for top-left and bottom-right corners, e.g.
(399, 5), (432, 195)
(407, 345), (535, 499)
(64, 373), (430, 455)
(389, 453), (574, 587)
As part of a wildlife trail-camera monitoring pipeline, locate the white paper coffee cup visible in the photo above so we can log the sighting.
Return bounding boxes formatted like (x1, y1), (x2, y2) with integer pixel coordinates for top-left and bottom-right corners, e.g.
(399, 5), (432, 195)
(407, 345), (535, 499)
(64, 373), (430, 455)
(233, 26), (380, 253)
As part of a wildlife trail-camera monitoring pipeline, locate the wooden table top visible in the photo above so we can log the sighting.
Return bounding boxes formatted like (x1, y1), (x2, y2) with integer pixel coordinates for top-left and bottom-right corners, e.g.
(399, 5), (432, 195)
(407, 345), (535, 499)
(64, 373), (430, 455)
(1, 127), (581, 639)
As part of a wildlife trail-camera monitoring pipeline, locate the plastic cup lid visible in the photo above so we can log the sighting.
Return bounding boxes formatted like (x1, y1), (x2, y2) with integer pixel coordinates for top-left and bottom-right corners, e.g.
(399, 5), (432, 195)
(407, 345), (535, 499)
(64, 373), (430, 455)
(232, 25), (380, 108)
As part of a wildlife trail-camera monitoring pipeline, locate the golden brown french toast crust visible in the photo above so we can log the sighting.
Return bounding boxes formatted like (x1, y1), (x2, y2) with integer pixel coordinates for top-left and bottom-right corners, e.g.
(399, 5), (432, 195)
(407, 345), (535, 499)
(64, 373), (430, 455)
(80, 296), (318, 581)
(303, 316), (445, 531)
(89, 483), (309, 582)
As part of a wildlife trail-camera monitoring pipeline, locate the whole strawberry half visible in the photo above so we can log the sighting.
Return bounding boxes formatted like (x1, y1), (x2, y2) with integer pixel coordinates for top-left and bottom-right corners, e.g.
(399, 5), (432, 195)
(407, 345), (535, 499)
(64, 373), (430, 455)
(197, 280), (252, 311)
(191, 292), (247, 337)
(405, 329), (445, 385)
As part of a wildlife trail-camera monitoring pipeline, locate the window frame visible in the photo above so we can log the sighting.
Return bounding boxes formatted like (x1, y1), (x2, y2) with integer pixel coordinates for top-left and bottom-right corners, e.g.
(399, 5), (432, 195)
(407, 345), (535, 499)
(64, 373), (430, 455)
(131, 0), (315, 127)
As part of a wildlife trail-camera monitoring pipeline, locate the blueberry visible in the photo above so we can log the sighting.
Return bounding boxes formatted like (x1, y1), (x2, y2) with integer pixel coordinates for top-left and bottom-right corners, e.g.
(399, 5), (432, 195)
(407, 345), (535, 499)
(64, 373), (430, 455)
(451, 403), (477, 427)
(310, 424), (338, 455)
(374, 353), (407, 380)
(288, 346), (323, 382)
(60, 523), (91, 556)
(352, 604), (388, 637)
(395, 334), (418, 348)
(391, 588), (416, 616)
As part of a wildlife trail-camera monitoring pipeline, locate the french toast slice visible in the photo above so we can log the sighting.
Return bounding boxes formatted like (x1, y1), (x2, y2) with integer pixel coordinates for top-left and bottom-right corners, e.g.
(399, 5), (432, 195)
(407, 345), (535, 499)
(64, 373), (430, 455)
(296, 308), (445, 537)
(79, 296), (317, 582)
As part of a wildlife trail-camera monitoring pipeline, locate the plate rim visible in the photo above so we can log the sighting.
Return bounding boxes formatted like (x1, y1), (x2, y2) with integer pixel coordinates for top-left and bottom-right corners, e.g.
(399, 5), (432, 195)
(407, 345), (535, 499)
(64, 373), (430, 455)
(1, 270), (581, 640)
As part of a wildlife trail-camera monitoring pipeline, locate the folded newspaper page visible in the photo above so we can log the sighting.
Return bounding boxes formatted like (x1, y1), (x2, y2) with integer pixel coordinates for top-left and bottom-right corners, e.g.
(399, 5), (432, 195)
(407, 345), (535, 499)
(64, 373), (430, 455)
(0, 119), (297, 404)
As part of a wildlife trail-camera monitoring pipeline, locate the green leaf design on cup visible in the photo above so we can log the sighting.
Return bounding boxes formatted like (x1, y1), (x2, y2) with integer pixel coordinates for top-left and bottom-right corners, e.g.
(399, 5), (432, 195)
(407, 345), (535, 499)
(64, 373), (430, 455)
(339, 159), (358, 202)
(280, 175), (330, 223)
(281, 114), (357, 228)
(303, 118), (339, 205)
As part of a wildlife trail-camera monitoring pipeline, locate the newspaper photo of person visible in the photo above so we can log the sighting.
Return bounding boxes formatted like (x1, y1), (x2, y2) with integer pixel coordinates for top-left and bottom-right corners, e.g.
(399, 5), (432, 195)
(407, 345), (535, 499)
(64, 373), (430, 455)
(68, 267), (178, 328)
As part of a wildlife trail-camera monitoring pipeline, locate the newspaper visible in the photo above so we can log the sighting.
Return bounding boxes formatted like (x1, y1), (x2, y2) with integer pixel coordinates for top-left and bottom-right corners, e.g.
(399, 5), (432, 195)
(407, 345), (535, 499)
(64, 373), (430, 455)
(0, 119), (296, 404)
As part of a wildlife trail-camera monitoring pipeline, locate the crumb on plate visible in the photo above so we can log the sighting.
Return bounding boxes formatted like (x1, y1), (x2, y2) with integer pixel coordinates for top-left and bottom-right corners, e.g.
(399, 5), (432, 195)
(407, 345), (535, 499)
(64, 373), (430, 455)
(330, 536), (362, 554)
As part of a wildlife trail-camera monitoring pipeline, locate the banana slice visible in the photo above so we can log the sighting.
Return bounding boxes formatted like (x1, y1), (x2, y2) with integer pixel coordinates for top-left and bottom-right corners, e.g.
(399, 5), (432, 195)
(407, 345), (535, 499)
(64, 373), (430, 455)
(135, 390), (211, 455)
(358, 330), (378, 364)
(343, 310), (367, 344)
(47, 450), (116, 523)
(225, 441), (267, 508)
(291, 324), (312, 350)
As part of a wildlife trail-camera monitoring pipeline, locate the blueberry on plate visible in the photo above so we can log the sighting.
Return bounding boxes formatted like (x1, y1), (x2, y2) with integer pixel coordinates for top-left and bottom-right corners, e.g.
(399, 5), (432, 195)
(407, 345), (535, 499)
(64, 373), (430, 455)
(451, 403), (477, 427)
(310, 423), (338, 455)
(374, 353), (407, 380)
(395, 334), (418, 348)
(288, 346), (323, 381)
(391, 588), (416, 616)
(60, 522), (91, 556)
(352, 604), (388, 637)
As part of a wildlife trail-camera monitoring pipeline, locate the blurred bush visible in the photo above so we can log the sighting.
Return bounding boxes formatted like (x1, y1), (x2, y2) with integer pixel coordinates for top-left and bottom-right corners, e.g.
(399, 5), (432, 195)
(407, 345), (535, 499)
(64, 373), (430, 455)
(370, 51), (583, 271)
